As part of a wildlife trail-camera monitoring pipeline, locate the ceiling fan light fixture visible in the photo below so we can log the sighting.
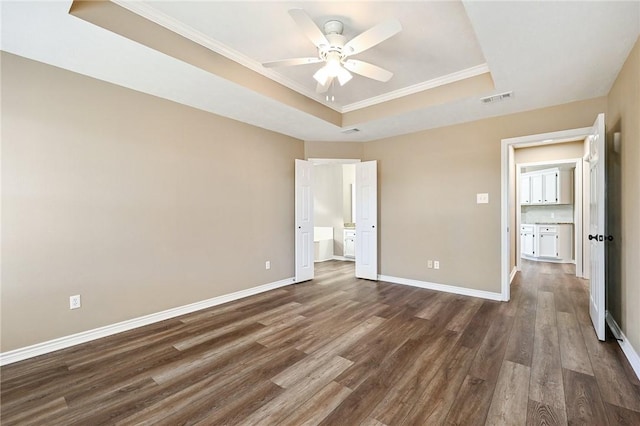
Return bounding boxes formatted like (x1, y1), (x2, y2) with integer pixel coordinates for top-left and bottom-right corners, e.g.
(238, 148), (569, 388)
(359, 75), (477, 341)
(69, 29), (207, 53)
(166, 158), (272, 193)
(325, 54), (342, 76)
(336, 67), (353, 86)
(313, 67), (330, 86)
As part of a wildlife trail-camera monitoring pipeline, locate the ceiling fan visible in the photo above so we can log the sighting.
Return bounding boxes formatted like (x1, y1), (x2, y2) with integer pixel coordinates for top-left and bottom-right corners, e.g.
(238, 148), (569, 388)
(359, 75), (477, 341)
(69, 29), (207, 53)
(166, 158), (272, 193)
(262, 9), (402, 94)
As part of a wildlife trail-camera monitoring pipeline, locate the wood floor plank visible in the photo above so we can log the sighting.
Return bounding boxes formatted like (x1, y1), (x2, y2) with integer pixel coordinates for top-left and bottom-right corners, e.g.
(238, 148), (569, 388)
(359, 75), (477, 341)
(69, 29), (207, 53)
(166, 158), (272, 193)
(241, 355), (353, 425)
(529, 321), (567, 425)
(503, 303), (536, 367)
(401, 343), (475, 425)
(457, 300), (501, 349)
(468, 312), (514, 383)
(526, 399), (563, 426)
(369, 329), (459, 425)
(443, 374), (494, 425)
(272, 316), (384, 389)
(563, 368), (608, 425)
(604, 401), (640, 425)
(557, 311), (594, 375)
(485, 360), (530, 425)
(318, 337), (430, 425)
(276, 381), (352, 426)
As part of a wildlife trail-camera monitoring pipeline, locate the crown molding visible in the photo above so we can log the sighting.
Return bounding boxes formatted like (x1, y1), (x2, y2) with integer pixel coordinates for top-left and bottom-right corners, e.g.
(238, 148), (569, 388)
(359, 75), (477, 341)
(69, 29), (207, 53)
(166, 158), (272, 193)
(341, 63), (490, 112)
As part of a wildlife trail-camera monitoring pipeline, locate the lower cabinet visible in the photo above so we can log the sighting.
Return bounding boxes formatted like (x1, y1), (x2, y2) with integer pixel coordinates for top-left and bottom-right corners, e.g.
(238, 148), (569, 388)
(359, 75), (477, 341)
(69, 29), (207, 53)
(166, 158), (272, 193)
(344, 229), (355, 258)
(521, 224), (573, 262)
(521, 225), (536, 257)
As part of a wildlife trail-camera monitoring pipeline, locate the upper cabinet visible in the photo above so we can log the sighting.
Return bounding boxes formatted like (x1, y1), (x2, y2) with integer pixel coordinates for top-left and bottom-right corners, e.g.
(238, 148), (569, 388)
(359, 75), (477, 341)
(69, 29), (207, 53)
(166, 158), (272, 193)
(520, 168), (573, 205)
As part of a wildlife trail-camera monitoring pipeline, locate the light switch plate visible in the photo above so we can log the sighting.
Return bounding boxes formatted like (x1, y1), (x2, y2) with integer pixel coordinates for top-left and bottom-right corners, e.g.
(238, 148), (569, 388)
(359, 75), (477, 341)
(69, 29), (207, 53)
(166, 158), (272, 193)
(477, 193), (489, 204)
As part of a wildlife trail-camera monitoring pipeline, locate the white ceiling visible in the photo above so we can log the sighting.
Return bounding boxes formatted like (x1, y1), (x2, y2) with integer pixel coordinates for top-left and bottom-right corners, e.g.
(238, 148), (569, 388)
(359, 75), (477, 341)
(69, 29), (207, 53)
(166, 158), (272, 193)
(1, 1), (639, 142)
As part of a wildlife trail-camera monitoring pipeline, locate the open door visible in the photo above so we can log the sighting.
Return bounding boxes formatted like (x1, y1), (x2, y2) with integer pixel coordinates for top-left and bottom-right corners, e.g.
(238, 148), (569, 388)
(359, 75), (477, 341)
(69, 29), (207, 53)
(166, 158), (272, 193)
(295, 159), (314, 283)
(355, 161), (378, 280)
(588, 113), (606, 341)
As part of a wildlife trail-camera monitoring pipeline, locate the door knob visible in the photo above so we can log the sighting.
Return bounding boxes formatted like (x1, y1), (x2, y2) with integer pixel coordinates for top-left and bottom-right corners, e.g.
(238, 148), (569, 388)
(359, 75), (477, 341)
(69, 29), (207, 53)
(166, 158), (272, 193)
(588, 234), (597, 240)
(606, 235), (614, 241)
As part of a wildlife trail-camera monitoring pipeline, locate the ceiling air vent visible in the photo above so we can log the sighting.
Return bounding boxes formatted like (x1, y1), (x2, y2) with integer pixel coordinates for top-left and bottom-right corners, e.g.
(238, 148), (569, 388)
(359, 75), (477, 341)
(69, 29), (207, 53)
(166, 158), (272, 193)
(480, 91), (514, 104)
(341, 128), (361, 134)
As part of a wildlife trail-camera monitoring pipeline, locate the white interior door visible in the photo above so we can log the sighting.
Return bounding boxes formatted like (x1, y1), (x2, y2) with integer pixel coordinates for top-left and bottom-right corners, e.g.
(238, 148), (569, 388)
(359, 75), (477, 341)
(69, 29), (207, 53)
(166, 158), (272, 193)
(355, 161), (378, 280)
(295, 159), (314, 283)
(588, 113), (606, 341)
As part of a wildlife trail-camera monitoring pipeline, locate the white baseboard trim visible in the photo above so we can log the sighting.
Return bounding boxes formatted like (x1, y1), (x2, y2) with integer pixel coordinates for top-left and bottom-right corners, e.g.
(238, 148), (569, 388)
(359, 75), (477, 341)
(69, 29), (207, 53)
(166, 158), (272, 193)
(0, 277), (295, 366)
(510, 266), (518, 283)
(606, 313), (640, 380)
(378, 275), (504, 301)
(332, 255), (355, 262)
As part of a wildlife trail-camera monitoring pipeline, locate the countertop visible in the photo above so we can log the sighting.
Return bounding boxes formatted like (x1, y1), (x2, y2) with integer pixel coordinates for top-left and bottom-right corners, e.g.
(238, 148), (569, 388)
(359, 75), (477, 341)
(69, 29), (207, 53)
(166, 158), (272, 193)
(524, 222), (574, 225)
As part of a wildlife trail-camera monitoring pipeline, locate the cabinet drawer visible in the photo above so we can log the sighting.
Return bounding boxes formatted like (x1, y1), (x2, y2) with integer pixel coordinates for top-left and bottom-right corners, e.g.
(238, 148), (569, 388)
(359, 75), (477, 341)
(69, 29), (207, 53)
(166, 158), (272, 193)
(539, 226), (557, 233)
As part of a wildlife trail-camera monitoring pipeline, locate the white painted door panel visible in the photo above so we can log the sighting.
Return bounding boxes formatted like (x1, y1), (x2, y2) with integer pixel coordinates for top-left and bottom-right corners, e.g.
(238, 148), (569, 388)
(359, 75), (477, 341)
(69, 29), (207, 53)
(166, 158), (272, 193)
(295, 159), (314, 283)
(356, 161), (378, 280)
(588, 113), (606, 341)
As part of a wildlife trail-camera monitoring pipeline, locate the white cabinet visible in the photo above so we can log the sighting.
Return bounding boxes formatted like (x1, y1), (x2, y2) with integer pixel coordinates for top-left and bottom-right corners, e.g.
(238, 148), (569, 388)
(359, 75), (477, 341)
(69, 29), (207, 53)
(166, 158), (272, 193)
(520, 175), (531, 204)
(521, 224), (573, 262)
(520, 168), (573, 205)
(538, 227), (558, 257)
(344, 229), (355, 258)
(531, 173), (543, 204)
(520, 225), (536, 256)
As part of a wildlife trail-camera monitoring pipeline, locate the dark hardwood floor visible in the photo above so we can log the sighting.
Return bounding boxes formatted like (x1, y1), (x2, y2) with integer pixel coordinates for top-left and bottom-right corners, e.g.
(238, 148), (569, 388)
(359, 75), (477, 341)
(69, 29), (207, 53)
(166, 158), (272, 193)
(2, 260), (640, 425)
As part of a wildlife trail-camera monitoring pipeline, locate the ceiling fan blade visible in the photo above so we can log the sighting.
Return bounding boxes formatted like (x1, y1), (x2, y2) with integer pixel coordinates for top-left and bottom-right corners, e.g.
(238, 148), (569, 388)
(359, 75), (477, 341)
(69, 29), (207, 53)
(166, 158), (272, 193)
(344, 60), (393, 82)
(288, 9), (329, 48)
(316, 76), (334, 93)
(262, 57), (323, 68)
(343, 19), (402, 56)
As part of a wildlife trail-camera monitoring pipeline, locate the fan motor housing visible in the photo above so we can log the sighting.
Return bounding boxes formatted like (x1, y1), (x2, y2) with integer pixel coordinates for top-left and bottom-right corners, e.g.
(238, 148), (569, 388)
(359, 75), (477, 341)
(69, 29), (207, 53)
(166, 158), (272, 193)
(319, 21), (347, 60)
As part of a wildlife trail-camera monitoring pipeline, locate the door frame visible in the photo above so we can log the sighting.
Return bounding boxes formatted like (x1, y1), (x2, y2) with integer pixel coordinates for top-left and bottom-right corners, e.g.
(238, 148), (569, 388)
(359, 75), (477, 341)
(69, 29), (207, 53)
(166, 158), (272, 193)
(501, 126), (592, 301)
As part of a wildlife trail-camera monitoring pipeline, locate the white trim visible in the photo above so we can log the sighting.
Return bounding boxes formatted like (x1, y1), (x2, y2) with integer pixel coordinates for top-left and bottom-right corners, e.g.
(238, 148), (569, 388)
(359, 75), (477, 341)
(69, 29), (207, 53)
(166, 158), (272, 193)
(606, 313), (640, 380)
(342, 64), (490, 112)
(510, 266), (518, 283)
(308, 158), (361, 165)
(378, 275), (504, 301)
(501, 126), (593, 302)
(0, 277), (294, 366)
(618, 337), (640, 381)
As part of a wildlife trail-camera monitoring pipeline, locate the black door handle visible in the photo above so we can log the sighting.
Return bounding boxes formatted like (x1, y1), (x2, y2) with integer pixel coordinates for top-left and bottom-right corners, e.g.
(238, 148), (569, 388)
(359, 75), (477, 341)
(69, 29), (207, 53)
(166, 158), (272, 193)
(589, 234), (615, 242)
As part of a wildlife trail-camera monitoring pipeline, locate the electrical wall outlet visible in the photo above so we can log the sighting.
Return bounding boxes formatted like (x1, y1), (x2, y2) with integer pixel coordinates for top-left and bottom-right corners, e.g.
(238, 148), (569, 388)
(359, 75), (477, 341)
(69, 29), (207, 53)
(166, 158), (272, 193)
(427, 260), (433, 269)
(70, 295), (81, 310)
(434, 261), (440, 270)
(265, 261), (271, 270)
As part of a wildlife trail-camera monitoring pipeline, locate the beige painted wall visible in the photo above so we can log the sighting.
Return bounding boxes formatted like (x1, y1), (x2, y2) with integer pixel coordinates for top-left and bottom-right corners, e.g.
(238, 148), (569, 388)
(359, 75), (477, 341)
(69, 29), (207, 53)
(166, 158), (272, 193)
(606, 37), (640, 353)
(1, 53), (303, 351)
(305, 141), (363, 160)
(514, 141), (584, 164)
(363, 97), (607, 293)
